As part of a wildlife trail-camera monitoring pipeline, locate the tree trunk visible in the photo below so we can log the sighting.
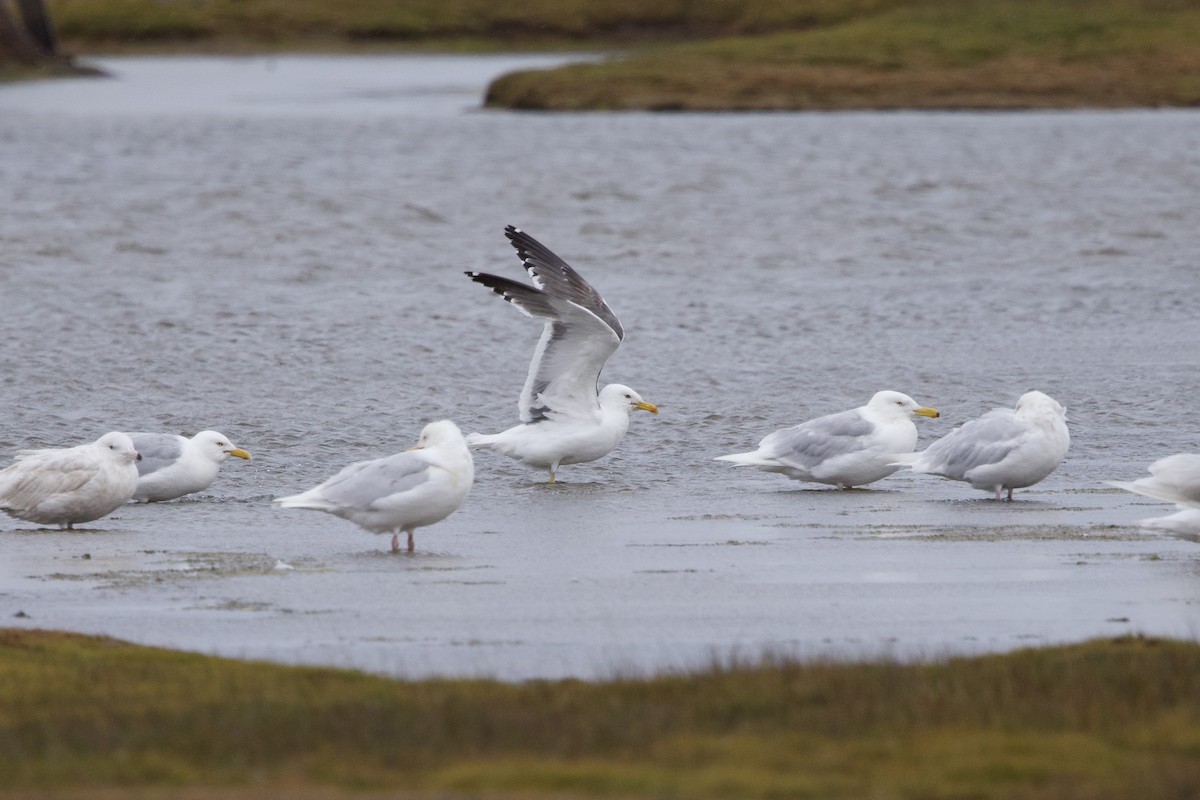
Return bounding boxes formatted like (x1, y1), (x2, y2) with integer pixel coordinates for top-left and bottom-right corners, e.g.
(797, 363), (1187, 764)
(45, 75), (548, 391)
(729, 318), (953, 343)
(15, 0), (57, 55)
(0, 0), (47, 63)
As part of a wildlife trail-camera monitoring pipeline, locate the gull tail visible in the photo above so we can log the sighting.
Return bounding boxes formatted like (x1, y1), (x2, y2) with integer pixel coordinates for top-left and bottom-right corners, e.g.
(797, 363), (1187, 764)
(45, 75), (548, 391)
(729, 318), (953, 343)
(888, 452), (921, 468)
(466, 432), (498, 449)
(715, 451), (777, 467)
(273, 491), (332, 511)
(1106, 480), (1195, 506)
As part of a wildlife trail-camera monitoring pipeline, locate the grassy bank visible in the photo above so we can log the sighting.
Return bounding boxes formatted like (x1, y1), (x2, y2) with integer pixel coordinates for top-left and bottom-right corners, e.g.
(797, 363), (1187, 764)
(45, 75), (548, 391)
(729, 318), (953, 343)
(29, 1), (1200, 108)
(3, 629), (1200, 798)
(486, 0), (1200, 109)
(46, 0), (894, 51)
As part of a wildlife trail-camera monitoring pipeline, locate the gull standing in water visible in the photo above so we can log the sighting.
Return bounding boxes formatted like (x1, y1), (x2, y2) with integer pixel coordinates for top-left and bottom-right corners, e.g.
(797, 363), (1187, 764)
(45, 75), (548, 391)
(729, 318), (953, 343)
(0, 432), (142, 529)
(273, 420), (473, 554)
(127, 430), (251, 502)
(465, 225), (658, 483)
(716, 391), (940, 489)
(892, 390), (1069, 500)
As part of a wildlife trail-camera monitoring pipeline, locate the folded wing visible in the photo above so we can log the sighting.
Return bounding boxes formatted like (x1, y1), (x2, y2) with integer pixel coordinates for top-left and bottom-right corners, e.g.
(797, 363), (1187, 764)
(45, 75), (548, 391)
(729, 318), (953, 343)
(914, 410), (1028, 478)
(759, 410), (875, 470)
(292, 452), (433, 512)
(129, 433), (184, 478)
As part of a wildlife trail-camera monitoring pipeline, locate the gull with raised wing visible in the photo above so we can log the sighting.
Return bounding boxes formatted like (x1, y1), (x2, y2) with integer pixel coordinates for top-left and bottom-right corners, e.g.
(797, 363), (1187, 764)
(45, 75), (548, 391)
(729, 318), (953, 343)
(0, 432), (142, 529)
(465, 225), (658, 483)
(128, 430), (251, 502)
(273, 420), (473, 554)
(716, 390), (940, 489)
(892, 390), (1069, 501)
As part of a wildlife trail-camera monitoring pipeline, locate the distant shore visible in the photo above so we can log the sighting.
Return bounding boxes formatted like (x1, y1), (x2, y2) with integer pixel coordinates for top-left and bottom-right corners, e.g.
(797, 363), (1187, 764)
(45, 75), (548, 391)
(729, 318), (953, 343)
(3, 0), (1194, 108)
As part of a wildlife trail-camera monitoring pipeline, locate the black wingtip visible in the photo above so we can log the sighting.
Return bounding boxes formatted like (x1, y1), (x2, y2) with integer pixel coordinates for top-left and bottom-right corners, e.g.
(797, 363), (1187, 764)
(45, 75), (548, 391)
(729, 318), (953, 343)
(504, 225), (533, 246)
(465, 271), (497, 291)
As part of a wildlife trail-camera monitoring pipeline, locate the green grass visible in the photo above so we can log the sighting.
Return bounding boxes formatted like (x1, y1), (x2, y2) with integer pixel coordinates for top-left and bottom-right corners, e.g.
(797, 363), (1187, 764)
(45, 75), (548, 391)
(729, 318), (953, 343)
(3, 629), (1200, 798)
(485, 0), (1200, 108)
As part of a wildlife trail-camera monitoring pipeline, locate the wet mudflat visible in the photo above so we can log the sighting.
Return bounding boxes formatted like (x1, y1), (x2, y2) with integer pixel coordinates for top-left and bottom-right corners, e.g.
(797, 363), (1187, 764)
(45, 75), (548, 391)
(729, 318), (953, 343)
(1, 56), (1198, 680)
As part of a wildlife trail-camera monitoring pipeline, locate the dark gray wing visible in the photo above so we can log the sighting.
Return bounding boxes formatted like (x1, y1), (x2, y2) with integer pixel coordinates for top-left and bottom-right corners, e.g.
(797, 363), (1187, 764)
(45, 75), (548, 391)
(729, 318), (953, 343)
(467, 226), (623, 423)
(914, 409), (1028, 479)
(312, 452), (432, 511)
(758, 409), (875, 471)
(128, 433), (184, 478)
(505, 225), (624, 340)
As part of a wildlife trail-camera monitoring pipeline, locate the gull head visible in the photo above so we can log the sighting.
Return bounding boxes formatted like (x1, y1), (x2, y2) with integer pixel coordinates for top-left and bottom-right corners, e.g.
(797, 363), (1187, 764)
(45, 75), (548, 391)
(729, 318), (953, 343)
(195, 430), (251, 463)
(599, 384), (659, 416)
(97, 431), (141, 463)
(1014, 390), (1066, 421)
(409, 420), (466, 450)
(868, 390), (939, 420)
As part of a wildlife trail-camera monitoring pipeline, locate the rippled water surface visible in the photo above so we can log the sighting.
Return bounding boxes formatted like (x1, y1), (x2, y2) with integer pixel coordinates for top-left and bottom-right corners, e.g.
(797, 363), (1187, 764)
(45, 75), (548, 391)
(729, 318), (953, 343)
(2, 56), (1199, 679)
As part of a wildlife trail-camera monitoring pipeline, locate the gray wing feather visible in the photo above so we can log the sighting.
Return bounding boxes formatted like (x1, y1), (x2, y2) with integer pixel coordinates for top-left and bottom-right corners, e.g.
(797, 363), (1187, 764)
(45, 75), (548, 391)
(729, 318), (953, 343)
(760, 410), (874, 470)
(916, 410), (1027, 478)
(465, 273), (559, 320)
(128, 433), (184, 478)
(313, 452), (431, 511)
(504, 225), (624, 340)
(468, 229), (624, 423)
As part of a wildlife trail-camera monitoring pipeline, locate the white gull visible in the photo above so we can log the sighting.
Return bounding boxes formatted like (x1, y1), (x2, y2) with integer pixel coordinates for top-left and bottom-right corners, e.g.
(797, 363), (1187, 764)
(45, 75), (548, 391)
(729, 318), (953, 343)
(892, 390), (1069, 501)
(465, 225), (658, 483)
(128, 430), (250, 502)
(716, 390), (939, 489)
(0, 432), (141, 529)
(273, 420), (473, 554)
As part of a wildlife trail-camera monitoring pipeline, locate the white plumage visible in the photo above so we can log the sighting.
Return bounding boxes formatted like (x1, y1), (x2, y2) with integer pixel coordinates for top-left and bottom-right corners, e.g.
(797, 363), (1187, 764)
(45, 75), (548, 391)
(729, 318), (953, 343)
(1136, 507), (1200, 536)
(465, 225), (657, 483)
(893, 390), (1069, 501)
(1109, 453), (1200, 533)
(0, 431), (141, 529)
(272, 420), (473, 554)
(716, 390), (940, 489)
(128, 430), (251, 502)
(1109, 453), (1200, 508)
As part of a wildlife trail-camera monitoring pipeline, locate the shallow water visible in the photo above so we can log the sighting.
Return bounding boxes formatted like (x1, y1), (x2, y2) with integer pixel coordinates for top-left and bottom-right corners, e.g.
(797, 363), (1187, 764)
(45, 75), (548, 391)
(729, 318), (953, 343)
(1, 56), (1199, 680)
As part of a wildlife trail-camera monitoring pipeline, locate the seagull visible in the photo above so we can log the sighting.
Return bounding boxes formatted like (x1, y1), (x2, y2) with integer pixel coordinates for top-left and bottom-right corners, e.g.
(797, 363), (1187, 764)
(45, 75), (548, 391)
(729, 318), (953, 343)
(1109, 453), (1200, 533)
(272, 420), (473, 554)
(465, 225), (658, 483)
(1109, 453), (1200, 508)
(0, 431), (142, 529)
(892, 390), (1069, 500)
(715, 390), (940, 488)
(127, 430), (251, 502)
